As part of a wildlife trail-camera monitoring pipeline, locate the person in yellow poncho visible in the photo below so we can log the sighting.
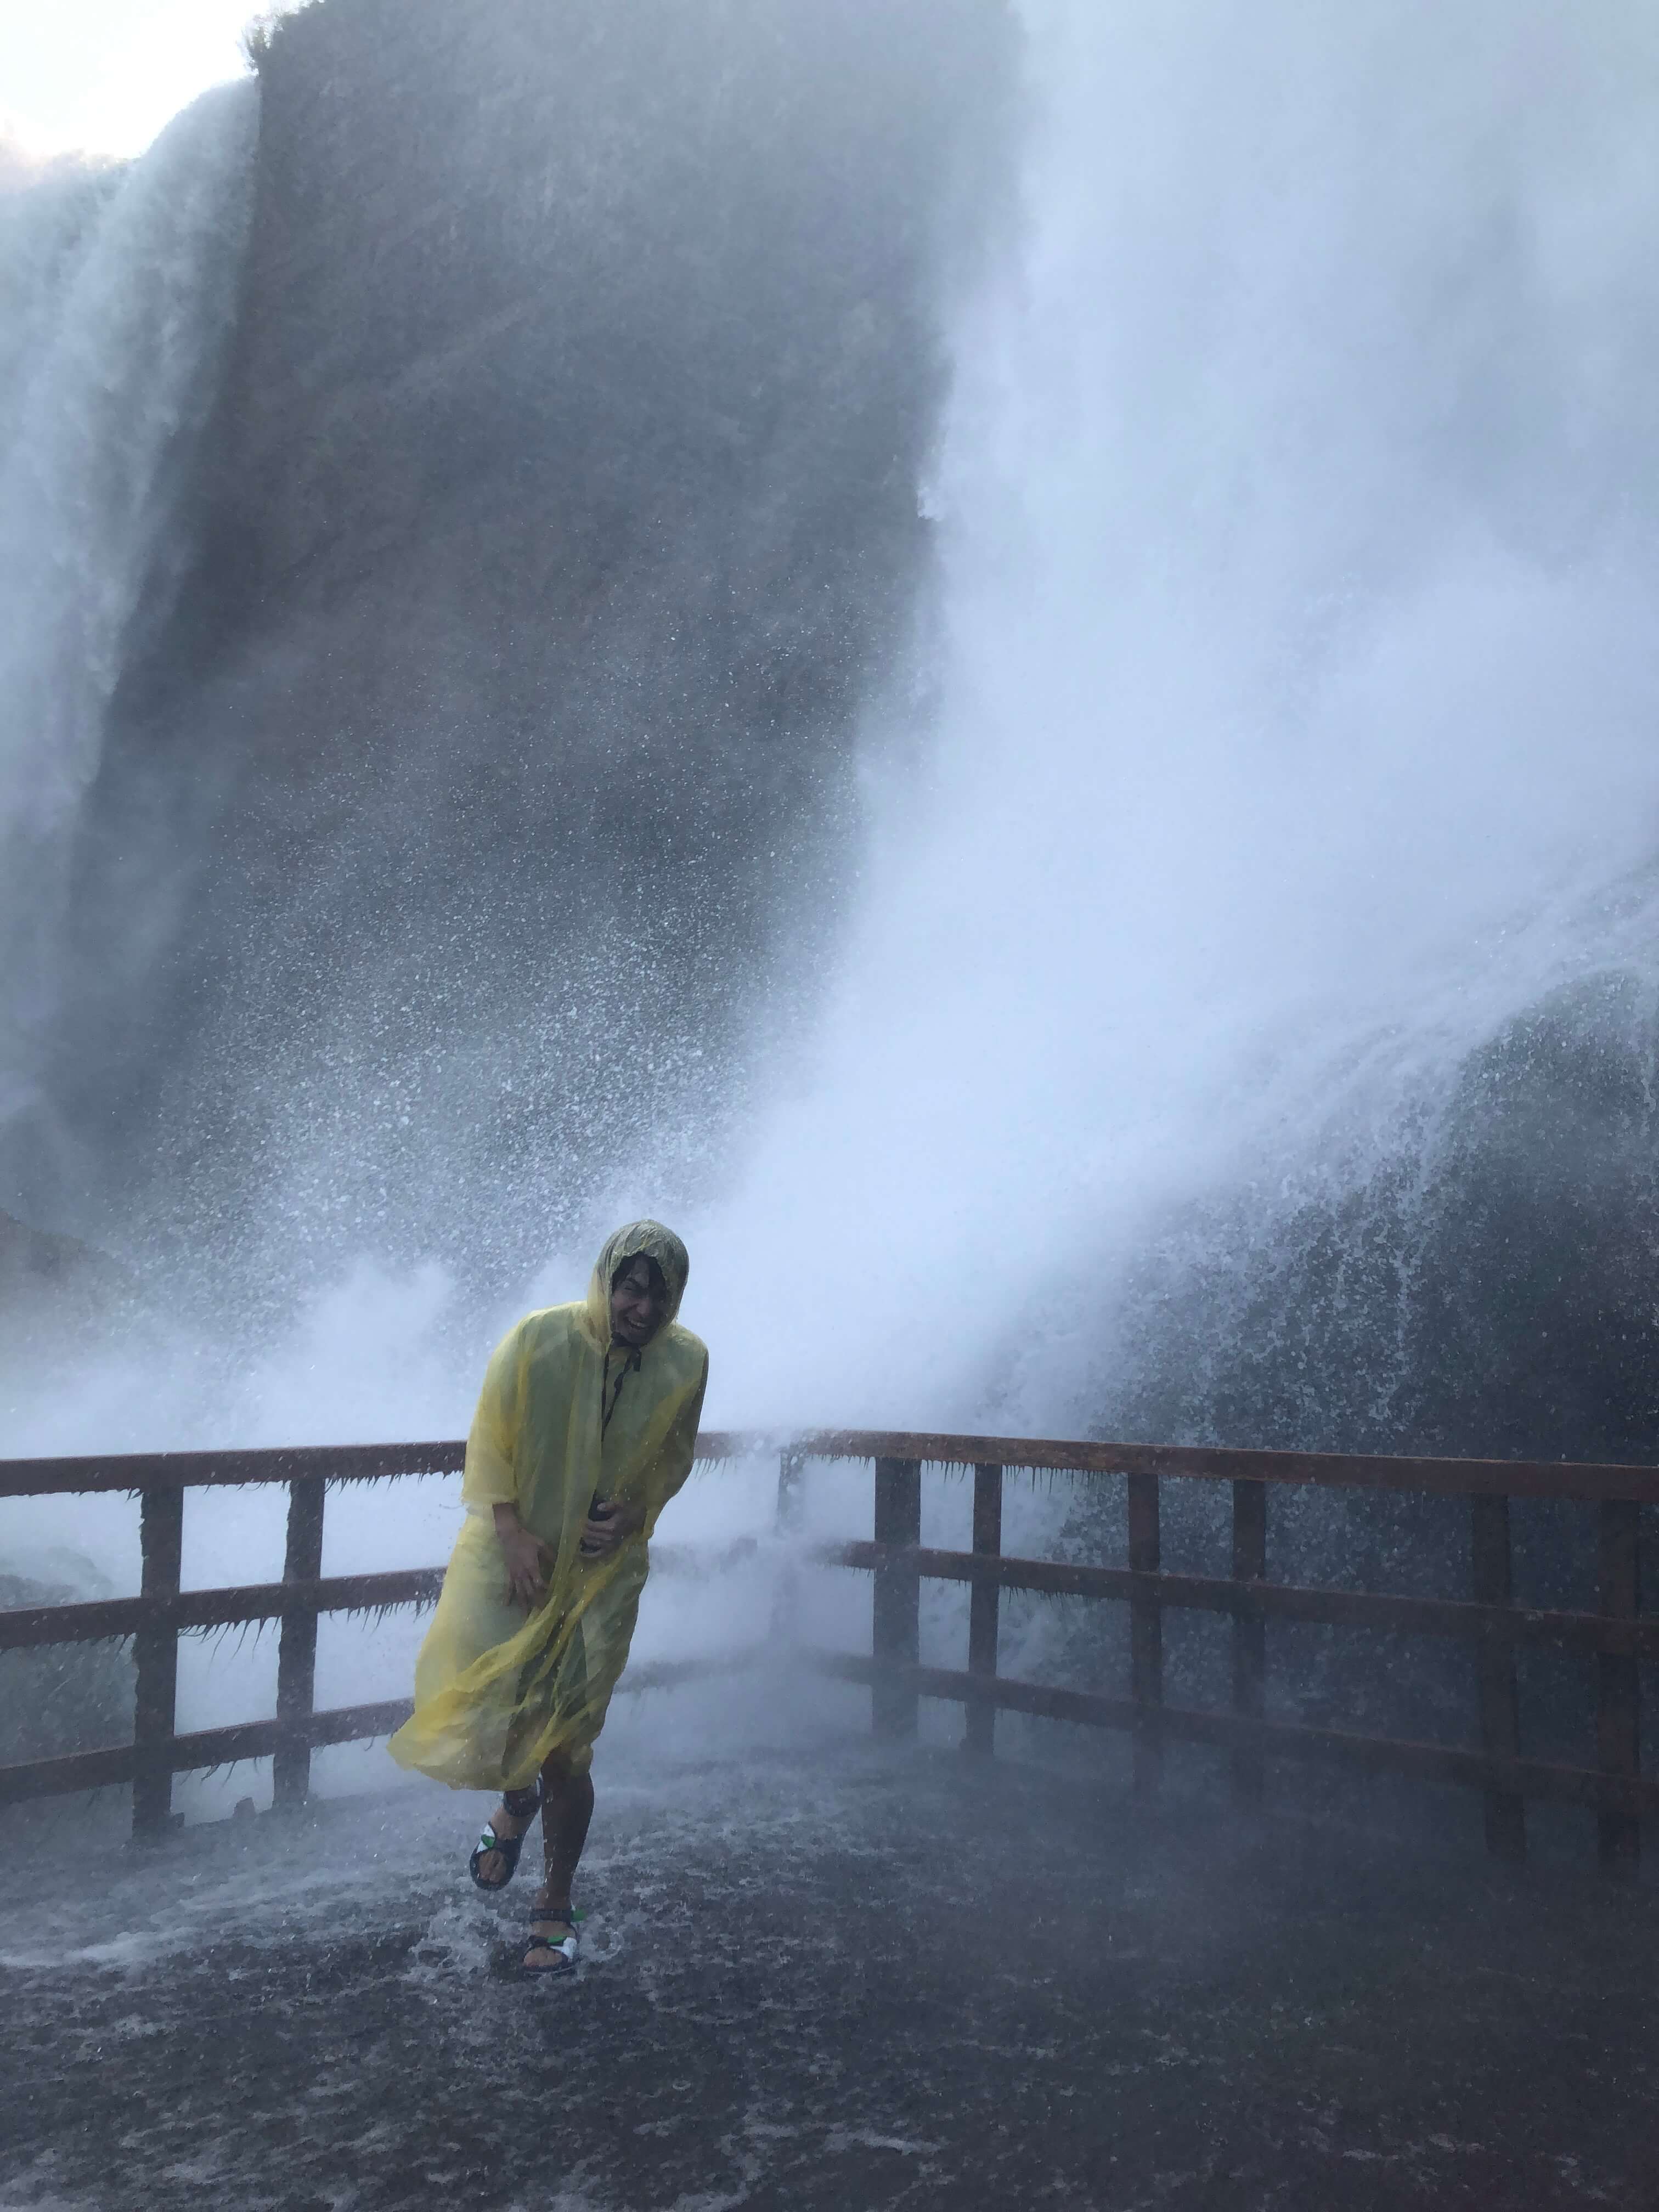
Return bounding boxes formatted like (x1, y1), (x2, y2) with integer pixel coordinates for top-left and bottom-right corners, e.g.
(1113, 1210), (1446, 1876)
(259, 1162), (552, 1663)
(389, 1219), (708, 1977)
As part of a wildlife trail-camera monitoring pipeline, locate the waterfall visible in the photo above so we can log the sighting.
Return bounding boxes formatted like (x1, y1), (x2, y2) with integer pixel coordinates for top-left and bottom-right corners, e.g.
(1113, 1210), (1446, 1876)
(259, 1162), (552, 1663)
(689, 0), (1659, 1442)
(0, 82), (258, 1191)
(4, 4), (1659, 1465)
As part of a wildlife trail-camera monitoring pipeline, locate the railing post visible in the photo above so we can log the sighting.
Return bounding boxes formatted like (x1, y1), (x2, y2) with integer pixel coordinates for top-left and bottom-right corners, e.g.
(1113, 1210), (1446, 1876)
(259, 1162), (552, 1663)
(966, 1463), (1003, 1756)
(872, 1457), (921, 1738)
(775, 1446), (804, 1534)
(273, 1477), (325, 1813)
(1470, 1494), (1526, 1864)
(132, 1486), (184, 1839)
(1596, 1499), (1641, 1879)
(769, 1447), (805, 1646)
(1230, 1478), (1266, 1807)
(1126, 1471), (1163, 1795)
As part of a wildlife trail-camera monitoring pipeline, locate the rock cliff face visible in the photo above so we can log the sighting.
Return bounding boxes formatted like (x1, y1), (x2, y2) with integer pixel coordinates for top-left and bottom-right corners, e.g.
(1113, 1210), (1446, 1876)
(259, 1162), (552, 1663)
(56, 0), (1012, 1297)
(1101, 977), (1659, 1470)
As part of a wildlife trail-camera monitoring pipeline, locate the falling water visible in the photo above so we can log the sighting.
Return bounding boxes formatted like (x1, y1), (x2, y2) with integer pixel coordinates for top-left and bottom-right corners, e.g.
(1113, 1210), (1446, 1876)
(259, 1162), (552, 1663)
(0, 83), (258, 1190)
(3, 4), (1659, 1467)
(689, 0), (1659, 1440)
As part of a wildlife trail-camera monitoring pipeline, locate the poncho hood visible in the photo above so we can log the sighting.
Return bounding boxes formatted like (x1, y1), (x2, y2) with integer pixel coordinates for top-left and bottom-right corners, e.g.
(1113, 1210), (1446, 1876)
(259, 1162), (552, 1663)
(579, 1218), (690, 1351)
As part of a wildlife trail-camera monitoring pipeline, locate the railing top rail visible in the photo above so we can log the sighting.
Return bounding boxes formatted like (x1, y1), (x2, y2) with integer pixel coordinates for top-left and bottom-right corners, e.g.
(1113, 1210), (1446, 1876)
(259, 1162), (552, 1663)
(2, 1427), (1657, 1503)
(0, 1430), (758, 1499)
(788, 1430), (1659, 1504)
(0, 1438), (469, 1498)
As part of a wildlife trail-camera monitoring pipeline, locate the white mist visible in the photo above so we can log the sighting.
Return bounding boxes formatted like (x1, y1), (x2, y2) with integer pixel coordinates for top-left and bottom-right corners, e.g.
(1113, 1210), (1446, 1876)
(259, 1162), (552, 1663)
(685, 0), (1659, 1434)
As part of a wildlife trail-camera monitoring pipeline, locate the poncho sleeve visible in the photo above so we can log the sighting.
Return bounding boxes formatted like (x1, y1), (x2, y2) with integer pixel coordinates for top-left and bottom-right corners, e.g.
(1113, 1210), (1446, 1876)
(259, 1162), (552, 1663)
(459, 1321), (524, 1510)
(641, 1346), (709, 1537)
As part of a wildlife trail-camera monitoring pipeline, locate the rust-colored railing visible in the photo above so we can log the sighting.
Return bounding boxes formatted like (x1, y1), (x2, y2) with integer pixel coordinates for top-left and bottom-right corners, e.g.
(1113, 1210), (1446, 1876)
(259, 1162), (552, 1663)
(1, 1430), (1652, 1872)
(0, 1435), (761, 1832)
(793, 1432), (1654, 1878)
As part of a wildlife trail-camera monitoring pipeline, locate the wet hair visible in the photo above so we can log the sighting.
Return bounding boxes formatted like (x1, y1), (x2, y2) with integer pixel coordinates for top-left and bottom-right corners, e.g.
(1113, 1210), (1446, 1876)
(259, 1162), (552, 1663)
(611, 1252), (668, 1299)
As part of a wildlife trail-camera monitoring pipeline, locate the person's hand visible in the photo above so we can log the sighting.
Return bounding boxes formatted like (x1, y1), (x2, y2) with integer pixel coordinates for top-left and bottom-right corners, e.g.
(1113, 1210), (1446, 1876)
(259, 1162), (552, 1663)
(579, 1498), (642, 1559)
(493, 1507), (554, 1609)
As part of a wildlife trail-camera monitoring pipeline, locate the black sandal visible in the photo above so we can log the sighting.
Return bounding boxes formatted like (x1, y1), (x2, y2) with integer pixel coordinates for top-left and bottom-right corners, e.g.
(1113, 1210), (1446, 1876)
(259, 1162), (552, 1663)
(467, 1782), (542, 1892)
(518, 1904), (583, 1979)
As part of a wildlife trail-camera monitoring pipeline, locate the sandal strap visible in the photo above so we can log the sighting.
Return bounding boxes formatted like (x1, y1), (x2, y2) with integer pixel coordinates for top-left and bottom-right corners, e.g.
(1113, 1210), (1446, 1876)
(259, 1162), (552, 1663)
(469, 1826), (526, 1889)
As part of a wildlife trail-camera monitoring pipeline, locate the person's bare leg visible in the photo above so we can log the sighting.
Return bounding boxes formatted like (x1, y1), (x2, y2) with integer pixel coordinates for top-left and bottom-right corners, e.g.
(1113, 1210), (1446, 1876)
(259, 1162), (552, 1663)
(524, 1755), (594, 1970)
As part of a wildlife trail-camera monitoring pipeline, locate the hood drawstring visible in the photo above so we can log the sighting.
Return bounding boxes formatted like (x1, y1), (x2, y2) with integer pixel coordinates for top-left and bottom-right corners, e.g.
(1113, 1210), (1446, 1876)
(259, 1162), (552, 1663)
(601, 1345), (642, 1436)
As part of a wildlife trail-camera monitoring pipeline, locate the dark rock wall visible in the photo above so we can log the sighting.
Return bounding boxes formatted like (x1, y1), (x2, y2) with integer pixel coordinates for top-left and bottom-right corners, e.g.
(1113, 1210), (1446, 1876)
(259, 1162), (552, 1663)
(1093, 974), (1659, 1469)
(51, 0), (1014, 1300)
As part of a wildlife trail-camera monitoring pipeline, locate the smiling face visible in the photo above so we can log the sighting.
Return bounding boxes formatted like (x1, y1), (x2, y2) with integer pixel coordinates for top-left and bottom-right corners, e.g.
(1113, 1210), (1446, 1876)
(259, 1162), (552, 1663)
(609, 1254), (670, 1349)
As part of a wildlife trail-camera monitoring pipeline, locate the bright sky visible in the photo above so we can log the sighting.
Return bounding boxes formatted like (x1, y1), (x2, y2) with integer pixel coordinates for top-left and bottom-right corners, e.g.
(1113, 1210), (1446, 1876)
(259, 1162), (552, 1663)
(0, 0), (269, 161)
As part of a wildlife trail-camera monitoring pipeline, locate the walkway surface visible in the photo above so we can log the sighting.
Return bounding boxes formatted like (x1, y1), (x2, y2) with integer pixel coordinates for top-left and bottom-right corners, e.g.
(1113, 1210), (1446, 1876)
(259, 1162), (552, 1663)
(4, 1741), (1658, 2211)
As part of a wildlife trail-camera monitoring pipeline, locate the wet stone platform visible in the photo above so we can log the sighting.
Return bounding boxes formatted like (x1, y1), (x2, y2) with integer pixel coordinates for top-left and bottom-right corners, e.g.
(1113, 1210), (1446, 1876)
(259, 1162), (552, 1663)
(4, 1742), (1658, 2211)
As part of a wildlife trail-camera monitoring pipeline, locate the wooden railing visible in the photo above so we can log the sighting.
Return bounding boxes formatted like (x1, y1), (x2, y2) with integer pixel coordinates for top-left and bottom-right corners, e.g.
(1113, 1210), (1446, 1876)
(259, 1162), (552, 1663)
(792, 1431), (1655, 1879)
(0, 1435), (760, 1833)
(1, 1430), (1652, 1872)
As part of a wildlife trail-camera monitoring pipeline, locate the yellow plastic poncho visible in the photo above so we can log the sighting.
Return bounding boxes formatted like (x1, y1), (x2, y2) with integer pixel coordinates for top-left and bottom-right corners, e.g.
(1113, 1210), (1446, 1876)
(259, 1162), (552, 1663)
(388, 1221), (708, 1792)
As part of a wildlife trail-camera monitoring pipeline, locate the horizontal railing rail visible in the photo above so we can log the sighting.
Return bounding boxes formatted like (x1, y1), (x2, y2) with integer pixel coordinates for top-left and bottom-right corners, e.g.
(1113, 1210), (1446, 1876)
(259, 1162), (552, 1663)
(789, 1430), (1659, 1503)
(0, 1570), (447, 1652)
(1, 1428), (1649, 1872)
(9, 1429), (1659, 1501)
(0, 1650), (767, 1808)
(0, 1431), (755, 1499)
(0, 1541), (763, 1656)
(811, 1652), (1659, 1817)
(822, 1541), (1659, 1659)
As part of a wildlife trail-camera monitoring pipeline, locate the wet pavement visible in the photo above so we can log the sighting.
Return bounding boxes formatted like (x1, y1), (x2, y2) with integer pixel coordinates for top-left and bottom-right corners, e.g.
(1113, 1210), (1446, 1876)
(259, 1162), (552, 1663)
(4, 1739), (1658, 2210)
